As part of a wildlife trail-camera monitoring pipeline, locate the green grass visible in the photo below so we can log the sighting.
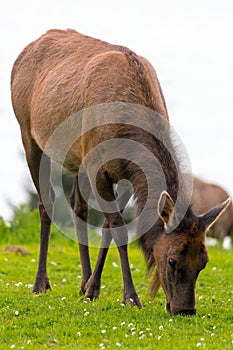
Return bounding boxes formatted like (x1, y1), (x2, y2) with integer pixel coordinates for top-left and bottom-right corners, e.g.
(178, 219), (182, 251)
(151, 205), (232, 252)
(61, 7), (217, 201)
(0, 206), (233, 349)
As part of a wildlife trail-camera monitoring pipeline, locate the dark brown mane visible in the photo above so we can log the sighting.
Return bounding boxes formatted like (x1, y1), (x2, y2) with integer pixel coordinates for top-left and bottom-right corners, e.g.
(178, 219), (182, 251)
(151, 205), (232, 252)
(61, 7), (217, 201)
(113, 46), (156, 110)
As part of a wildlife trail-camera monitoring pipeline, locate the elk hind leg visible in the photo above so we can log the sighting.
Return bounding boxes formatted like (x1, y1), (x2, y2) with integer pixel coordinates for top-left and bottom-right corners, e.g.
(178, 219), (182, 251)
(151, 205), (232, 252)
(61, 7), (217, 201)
(21, 131), (54, 293)
(70, 175), (92, 294)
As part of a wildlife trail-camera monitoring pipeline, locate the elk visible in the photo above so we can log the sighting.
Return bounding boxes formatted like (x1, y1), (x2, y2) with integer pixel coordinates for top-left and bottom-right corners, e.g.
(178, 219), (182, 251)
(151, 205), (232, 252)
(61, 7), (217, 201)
(192, 177), (233, 240)
(11, 29), (230, 314)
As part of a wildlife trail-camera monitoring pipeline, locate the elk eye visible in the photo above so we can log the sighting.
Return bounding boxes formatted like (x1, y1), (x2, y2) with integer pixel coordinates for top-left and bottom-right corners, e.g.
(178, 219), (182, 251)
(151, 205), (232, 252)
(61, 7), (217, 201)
(168, 258), (177, 268)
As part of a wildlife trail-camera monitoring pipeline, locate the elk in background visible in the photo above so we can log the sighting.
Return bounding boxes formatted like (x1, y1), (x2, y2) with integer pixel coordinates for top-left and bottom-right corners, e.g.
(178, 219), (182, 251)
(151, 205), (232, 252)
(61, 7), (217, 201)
(192, 177), (233, 243)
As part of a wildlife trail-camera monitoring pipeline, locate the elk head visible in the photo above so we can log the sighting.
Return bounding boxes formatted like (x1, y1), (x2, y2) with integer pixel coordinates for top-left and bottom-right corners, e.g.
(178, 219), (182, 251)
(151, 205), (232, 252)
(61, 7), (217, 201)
(152, 191), (231, 315)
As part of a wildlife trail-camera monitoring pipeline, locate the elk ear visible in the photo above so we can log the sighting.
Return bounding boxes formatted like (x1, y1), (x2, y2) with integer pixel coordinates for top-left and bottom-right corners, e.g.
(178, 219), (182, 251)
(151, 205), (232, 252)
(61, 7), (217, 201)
(200, 197), (231, 232)
(158, 191), (175, 231)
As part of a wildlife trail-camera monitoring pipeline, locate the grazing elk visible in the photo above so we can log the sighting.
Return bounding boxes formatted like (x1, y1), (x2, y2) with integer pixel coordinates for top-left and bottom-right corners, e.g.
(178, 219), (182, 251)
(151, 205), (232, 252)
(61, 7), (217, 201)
(11, 29), (230, 314)
(192, 177), (233, 240)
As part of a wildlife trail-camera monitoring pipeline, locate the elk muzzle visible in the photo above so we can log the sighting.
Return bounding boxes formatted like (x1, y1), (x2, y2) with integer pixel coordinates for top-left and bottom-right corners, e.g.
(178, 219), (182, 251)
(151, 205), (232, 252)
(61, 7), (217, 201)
(166, 302), (196, 315)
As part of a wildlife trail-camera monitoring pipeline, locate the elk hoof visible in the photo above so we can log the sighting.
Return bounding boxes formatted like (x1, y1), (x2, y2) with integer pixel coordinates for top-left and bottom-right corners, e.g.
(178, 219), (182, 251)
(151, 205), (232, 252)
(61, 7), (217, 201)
(32, 275), (51, 293)
(79, 283), (87, 295)
(123, 294), (142, 308)
(79, 274), (93, 295)
(84, 279), (101, 300)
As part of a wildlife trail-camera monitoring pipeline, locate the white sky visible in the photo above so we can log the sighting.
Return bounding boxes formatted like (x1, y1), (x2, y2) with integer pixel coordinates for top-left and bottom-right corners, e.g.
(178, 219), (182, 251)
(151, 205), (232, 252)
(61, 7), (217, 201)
(0, 0), (233, 219)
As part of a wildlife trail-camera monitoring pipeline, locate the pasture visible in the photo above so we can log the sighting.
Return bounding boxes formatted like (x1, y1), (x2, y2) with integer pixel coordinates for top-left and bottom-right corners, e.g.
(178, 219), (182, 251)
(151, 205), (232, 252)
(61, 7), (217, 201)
(0, 206), (233, 349)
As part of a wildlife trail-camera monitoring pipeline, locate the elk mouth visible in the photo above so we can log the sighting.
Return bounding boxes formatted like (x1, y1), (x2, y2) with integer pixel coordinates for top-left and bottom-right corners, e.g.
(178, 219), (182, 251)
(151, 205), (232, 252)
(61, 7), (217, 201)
(166, 302), (196, 316)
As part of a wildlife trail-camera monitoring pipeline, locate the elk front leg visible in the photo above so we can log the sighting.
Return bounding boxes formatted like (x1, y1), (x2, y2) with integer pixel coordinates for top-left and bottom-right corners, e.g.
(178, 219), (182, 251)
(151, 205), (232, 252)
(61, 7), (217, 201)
(84, 182), (133, 300)
(89, 170), (142, 308)
(85, 224), (112, 300)
(110, 219), (142, 308)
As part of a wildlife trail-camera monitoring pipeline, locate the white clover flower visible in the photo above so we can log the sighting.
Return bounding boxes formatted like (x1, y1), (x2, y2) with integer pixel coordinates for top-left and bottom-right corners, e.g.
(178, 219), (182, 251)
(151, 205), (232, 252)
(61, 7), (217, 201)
(15, 310), (19, 316)
(101, 285), (105, 289)
(116, 342), (121, 347)
(62, 278), (66, 283)
(159, 325), (163, 331)
(31, 259), (35, 263)
(121, 322), (125, 326)
(128, 323), (133, 327)
(196, 343), (201, 347)
(10, 345), (15, 349)
(61, 297), (66, 301)
(158, 336), (161, 340)
(51, 261), (57, 266)
(112, 326), (117, 331)
(77, 332), (81, 336)
(15, 282), (23, 287)
(101, 330), (106, 334)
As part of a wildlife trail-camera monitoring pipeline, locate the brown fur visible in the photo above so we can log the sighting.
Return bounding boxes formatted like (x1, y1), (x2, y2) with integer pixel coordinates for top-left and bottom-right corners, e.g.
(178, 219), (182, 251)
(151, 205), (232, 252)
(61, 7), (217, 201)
(11, 29), (230, 314)
(192, 177), (233, 239)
